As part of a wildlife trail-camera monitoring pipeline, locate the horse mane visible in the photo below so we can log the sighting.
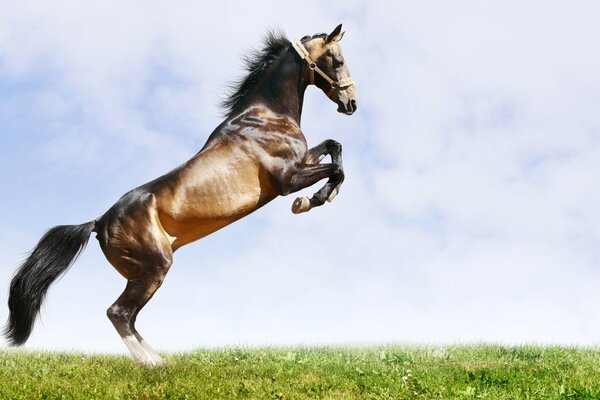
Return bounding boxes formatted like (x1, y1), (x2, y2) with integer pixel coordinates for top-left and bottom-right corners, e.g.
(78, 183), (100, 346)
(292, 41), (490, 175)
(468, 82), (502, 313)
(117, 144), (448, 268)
(221, 30), (327, 116)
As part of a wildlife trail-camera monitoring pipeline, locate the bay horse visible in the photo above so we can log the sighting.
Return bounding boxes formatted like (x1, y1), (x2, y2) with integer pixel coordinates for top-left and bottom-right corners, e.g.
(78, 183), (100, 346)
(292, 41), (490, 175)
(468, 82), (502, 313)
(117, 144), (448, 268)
(4, 24), (357, 365)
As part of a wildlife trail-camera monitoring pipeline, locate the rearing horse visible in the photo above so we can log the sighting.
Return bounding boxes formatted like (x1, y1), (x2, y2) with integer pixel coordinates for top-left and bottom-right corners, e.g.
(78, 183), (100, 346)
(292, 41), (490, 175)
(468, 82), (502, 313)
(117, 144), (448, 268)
(4, 24), (357, 365)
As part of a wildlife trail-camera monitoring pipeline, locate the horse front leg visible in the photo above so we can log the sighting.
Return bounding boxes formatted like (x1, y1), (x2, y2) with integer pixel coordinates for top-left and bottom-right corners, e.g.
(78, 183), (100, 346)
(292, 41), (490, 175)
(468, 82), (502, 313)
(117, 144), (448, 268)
(311, 140), (344, 201)
(305, 139), (343, 166)
(273, 139), (343, 214)
(282, 163), (343, 214)
(291, 140), (344, 214)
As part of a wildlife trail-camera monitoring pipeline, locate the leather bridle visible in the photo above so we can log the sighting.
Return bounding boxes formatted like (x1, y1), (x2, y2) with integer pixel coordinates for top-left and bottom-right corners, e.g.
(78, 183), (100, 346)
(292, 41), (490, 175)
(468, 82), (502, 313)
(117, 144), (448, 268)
(292, 40), (355, 99)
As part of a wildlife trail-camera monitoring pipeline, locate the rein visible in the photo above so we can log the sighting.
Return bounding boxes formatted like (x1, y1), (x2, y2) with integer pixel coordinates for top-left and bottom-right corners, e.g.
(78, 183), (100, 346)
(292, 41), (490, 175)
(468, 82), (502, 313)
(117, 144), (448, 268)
(292, 40), (355, 99)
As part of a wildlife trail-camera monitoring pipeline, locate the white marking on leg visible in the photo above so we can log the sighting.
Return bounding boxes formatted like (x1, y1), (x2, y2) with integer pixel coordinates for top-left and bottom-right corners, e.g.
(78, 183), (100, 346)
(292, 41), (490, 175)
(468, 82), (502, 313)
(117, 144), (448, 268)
(327, 186), (339, 202)
(122, 335), (157, 366)
(139, 339), (164, 365)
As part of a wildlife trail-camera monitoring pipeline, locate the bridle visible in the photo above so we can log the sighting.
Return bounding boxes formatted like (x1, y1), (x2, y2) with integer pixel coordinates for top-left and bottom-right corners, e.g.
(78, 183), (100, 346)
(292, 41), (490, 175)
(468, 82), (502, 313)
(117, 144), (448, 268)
(292, 40), (355, 99)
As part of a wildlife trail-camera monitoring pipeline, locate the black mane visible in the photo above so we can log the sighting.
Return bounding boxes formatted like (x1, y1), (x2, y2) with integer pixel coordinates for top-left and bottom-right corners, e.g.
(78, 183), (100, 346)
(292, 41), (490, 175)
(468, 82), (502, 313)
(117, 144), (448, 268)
(221, 31), (328, 116)
(221, 30), (291, 116)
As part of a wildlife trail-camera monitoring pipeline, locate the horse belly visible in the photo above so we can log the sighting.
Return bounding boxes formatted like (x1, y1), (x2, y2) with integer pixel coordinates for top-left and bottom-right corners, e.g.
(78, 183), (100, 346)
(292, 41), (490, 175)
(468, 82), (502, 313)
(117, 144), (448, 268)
(155, 155), (276, 248)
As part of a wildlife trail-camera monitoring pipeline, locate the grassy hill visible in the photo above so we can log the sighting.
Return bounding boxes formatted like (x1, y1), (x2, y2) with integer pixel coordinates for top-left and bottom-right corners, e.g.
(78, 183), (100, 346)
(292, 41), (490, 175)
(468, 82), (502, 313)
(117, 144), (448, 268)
(1, 345), (599, 399)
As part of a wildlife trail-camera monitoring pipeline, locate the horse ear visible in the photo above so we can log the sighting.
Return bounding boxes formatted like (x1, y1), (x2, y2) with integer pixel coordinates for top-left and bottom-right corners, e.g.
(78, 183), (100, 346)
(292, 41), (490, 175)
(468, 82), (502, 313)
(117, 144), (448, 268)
(327, 24), (343, 43)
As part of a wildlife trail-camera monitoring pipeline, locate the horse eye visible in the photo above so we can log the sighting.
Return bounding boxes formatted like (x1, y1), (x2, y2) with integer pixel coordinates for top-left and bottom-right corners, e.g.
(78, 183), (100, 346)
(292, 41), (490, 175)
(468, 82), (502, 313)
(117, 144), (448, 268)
(333, 59), (344, 68)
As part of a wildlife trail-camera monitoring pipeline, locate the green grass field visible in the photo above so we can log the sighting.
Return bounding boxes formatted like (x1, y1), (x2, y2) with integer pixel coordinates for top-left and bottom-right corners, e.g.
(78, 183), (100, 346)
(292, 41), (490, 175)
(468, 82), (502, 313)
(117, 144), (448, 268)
(1, 345), (599, 399)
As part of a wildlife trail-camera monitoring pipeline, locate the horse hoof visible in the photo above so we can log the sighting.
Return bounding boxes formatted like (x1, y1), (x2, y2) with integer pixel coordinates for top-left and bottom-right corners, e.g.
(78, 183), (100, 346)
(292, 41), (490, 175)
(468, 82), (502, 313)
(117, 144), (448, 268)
(148, 353), (165, 366)
(292, 197), (310, 214)
(152, 357), (165, 366)
(327, 187), (339, 202)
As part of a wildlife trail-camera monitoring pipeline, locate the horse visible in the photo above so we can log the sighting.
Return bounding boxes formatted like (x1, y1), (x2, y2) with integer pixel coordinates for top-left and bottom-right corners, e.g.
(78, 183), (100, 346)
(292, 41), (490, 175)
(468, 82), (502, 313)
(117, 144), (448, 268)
(3, 24), (357, 365)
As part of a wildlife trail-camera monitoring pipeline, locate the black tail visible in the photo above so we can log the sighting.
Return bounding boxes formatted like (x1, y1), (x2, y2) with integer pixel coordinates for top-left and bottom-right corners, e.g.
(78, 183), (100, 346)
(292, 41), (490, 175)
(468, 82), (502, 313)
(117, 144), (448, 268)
(3, 221), (95, 345)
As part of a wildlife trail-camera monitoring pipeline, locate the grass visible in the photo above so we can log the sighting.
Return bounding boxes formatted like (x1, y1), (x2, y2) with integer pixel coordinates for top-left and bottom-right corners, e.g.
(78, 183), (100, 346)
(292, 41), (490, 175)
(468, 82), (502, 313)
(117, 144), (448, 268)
(1, 345), (600, 399)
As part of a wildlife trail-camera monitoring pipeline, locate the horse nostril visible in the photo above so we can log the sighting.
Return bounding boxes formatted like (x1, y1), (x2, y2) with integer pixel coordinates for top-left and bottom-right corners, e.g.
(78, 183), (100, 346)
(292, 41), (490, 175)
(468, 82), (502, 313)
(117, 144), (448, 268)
(350, 99), (357, 112)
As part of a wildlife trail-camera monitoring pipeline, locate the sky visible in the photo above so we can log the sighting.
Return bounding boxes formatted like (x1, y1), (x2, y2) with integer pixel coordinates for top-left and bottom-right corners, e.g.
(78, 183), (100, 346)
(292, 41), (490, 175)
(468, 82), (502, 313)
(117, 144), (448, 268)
(1, 1), (600, 354)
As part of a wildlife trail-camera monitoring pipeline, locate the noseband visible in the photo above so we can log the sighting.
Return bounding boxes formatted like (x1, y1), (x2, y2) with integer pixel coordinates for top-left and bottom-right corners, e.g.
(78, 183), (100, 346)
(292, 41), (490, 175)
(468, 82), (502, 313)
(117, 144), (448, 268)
(292, 40), (355, 99)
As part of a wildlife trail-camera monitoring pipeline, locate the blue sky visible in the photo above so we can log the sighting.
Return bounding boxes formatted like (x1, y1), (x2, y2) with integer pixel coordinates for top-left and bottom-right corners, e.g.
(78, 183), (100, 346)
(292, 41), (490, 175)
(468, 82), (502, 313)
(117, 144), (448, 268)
(1, 1), (600, 353)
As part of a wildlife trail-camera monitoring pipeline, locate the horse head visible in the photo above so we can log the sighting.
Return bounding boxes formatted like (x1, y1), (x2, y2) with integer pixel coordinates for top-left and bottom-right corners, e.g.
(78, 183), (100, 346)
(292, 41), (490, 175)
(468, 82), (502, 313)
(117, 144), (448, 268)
(294, 24), (358, 115)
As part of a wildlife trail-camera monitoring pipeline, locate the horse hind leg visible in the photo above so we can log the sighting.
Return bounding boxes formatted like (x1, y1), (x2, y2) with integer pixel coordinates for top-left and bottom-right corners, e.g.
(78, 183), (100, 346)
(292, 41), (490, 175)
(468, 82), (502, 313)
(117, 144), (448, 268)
(130, 296), (164, 363)
(107, 260), (171, 366)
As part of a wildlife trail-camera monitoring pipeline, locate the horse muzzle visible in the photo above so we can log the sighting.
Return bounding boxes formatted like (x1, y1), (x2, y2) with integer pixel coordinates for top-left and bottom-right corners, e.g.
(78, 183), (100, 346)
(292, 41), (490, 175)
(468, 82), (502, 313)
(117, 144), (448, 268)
(337, 98), (357, 115)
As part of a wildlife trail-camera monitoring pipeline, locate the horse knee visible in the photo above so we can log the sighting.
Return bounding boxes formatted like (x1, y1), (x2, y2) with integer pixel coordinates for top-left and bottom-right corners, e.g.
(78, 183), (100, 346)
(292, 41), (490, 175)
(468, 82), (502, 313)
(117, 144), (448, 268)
(326, 140), (342, 155)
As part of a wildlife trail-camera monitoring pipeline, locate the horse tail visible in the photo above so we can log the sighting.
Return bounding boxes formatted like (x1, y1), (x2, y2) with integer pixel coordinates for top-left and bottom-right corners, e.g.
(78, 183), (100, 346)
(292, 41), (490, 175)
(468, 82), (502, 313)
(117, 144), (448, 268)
(3, 221), (95, 346)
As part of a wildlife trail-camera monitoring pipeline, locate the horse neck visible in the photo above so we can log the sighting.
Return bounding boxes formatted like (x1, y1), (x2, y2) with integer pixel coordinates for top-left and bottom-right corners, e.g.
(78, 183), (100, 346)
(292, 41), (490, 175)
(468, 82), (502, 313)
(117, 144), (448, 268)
(252, 51), (308, 124)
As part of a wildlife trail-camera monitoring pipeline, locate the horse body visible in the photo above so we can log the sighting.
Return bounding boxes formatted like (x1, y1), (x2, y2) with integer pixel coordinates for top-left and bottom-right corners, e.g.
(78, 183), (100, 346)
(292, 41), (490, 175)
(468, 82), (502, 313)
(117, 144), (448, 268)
(99, 103), (306, 253)
(4, 25), (357, 365)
